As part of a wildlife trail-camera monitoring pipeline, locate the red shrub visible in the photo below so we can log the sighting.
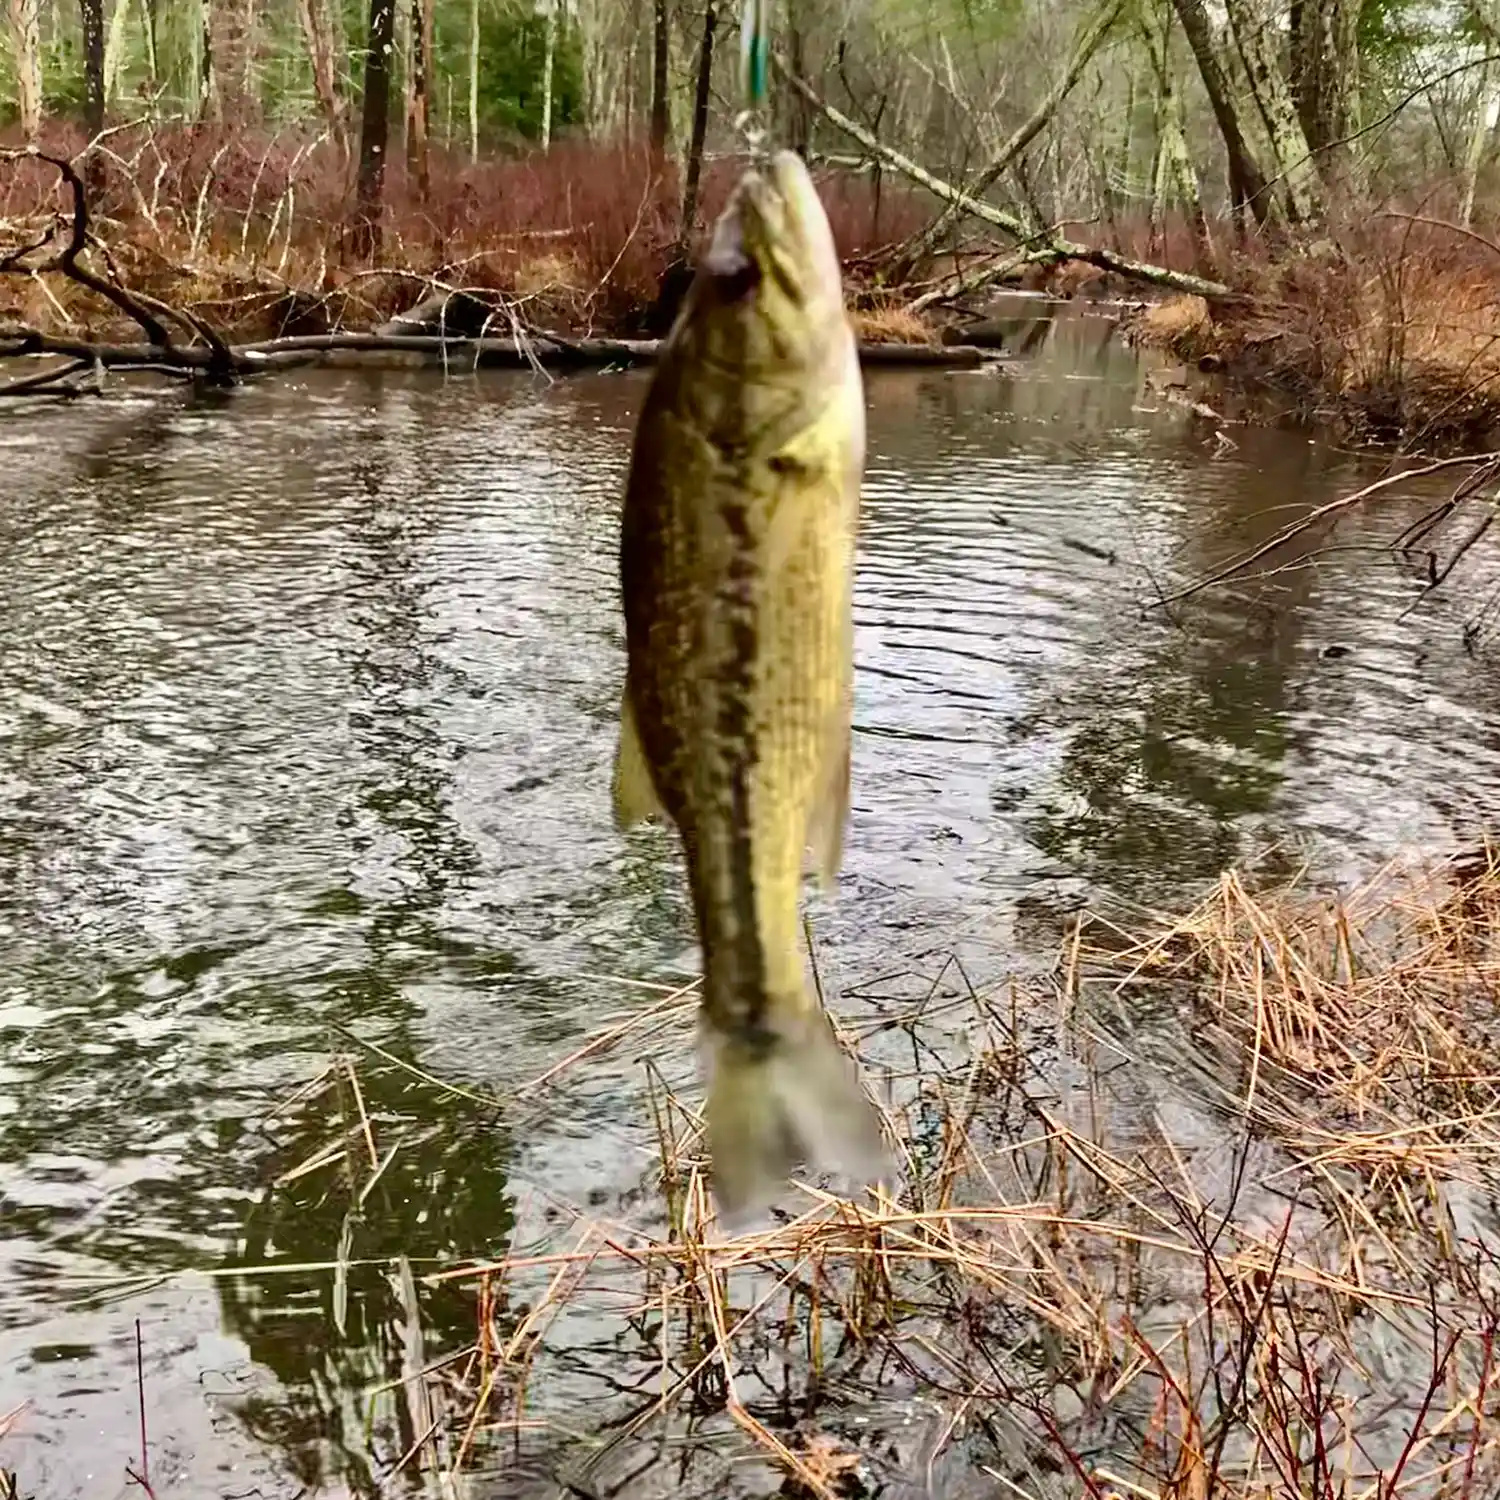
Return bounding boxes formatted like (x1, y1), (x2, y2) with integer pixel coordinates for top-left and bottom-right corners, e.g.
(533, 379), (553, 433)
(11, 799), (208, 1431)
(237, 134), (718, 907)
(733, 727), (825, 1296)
(1, 119), (933, 337)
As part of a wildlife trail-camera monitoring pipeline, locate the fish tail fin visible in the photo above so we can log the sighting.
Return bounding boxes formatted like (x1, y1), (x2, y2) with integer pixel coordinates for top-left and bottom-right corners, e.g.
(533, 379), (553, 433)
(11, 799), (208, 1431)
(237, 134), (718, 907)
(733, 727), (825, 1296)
(701, 1000), (889, 1230)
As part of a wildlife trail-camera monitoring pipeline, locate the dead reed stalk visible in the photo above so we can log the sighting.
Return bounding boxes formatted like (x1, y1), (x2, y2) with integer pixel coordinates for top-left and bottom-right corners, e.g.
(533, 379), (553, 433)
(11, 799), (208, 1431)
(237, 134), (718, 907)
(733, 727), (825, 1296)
(198, 848), (1500, 1498)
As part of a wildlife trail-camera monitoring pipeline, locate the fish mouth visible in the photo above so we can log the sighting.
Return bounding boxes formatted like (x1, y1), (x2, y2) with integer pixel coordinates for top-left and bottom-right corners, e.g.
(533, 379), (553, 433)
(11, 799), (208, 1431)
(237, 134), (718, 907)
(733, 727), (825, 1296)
(701, 196), (765, 304)
(702, 152), (817, 308)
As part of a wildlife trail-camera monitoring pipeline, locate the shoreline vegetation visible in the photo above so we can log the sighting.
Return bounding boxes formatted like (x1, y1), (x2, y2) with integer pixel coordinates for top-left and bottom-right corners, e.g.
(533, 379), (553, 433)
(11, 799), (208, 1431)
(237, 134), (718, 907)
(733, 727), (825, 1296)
(5, 0), (1500, 457)
(39, 846), (1500, 1499)
(5, 116), (1500, 455)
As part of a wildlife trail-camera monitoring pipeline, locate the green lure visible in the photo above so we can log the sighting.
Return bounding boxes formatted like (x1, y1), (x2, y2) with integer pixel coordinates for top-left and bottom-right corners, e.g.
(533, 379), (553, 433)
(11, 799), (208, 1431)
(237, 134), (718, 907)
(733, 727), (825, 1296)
(739, 0), (770, 111)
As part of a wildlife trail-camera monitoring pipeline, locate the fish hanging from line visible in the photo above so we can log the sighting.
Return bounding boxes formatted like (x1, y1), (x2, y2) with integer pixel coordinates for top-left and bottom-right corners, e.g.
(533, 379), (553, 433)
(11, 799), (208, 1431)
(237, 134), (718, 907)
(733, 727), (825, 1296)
(612, 148), (889, 1227)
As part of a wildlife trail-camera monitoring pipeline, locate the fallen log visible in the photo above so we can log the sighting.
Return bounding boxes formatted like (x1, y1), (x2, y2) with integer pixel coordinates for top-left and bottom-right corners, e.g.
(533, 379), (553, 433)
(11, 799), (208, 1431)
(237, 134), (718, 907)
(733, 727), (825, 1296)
(0, 328), (1000, 381)
(858, 342), (992, 367)
(2, 146), (1003, 399)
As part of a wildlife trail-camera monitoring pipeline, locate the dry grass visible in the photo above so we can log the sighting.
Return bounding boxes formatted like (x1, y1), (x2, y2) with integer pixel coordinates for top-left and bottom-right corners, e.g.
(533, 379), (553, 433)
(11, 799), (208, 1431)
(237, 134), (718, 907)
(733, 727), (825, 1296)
(1092, 852), (1500, 1195)
(849, 298), (936, 345)
(0, 121), (933, 344)
(187, 847), (1500, 1500)
(1138, 294), (1213, 348)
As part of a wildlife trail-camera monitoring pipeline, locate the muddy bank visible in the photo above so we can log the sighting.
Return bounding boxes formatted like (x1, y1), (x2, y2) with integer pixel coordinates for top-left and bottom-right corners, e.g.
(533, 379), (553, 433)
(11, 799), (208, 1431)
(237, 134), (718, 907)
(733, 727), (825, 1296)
(1122, 239), (1500, 454)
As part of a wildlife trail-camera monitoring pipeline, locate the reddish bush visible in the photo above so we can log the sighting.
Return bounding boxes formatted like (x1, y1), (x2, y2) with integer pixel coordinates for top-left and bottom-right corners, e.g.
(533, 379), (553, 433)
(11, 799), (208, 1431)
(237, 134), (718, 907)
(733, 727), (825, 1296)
(0, 121), (931, 339)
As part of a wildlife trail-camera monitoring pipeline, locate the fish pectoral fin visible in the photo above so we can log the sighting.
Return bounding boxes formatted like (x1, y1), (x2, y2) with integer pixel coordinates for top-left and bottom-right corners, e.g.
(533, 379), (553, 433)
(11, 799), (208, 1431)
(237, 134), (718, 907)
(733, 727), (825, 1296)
(806, 717), (851, 892)
(769, 415), (840, 482)
(612, 688), (665, 829)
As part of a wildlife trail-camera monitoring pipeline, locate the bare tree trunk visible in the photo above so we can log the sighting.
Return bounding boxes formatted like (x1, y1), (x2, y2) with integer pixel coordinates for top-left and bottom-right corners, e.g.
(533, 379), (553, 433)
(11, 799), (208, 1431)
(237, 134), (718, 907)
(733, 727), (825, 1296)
(649, 0), (669, 154)
(406, 0), (433, 193)
(355, 0), (396, 258)
(1289, 0), (1358, 174)
(240, 0), (260, 115)
(786, 5), (811, 158)
(1490, 99), (1500, 191)
(205, 0), (259, 123)
(296, 0), (346, 148)
(646, 0), (716, 335)
(468, 0), (479, 160)
(394, 0), (409, 164)
(1222, 0), (1322, 223)
(624, 0), (638, 136)
(194, 0), (215, 119)
(141, 0), (158, 92)
(680, 0), (715, 234)
(1148, 103), (1167, 259)
(102, 0), (130, 105)
(540, 0), (557, 148)
(1142, 0), (1213, 270)
(1461, 63), (1497, 225)
(1110, 62), (1135, 240)
(80, 0), (106, 135)
(1167, 0), (1275, 230)
(7, 0), (43, 141)
(577, 0), (602, 133)
(77, 0), (106, 199)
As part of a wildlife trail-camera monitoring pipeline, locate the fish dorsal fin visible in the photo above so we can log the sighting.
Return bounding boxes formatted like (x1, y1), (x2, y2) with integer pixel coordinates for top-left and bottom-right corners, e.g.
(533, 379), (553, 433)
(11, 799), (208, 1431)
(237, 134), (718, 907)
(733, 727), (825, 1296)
(612, 686), (665, 828)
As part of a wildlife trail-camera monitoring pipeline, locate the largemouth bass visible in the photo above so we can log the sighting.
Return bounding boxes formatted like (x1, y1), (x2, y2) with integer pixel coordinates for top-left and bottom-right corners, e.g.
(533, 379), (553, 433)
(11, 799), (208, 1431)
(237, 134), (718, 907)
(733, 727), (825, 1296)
(612, 149), (887, 1225)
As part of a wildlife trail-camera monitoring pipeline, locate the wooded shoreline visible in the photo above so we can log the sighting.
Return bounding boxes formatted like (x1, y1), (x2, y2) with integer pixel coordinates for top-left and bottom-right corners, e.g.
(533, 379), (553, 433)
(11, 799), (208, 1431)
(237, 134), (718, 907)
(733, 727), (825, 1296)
(4, 0), (1500, 450)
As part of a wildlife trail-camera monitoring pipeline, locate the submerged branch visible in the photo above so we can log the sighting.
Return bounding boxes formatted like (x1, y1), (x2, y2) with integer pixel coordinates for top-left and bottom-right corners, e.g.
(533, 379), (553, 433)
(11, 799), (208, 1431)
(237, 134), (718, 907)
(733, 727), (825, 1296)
(0, 356), (92, 397)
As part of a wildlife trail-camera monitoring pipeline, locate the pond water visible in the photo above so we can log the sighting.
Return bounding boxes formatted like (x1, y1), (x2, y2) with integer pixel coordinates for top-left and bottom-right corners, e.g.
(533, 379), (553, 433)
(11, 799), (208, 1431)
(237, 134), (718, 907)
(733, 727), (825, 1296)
(2, 301), (1499, 1497)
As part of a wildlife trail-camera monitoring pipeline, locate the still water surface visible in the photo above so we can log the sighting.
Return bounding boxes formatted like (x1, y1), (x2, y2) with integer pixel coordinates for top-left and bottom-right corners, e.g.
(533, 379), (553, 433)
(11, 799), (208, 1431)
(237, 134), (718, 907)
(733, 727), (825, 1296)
(2, 305), (1498, 1496)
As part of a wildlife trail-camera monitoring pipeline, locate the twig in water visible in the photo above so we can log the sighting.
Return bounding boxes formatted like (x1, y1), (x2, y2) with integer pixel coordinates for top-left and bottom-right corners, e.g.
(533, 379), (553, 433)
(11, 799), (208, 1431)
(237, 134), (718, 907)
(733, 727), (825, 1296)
(124, 1319), (156, 1499)
(0, 357), (90, 398)
(1397, 513), (1496, 623)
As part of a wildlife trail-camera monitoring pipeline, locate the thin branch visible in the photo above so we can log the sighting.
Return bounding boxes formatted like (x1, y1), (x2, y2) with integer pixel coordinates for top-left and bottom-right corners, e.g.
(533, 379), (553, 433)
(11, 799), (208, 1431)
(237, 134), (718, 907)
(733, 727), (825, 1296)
(0, 148), (174, 347)
(773, 57), (1235, 302)
(1376, 211), (1500, 262)
(1397, 513), (1496, 622)
(1252, 51), (1500, 210)
(0, 357), (91, 396)
(1147, 453), (1500, 609)
(899, 0), (1128, 267)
